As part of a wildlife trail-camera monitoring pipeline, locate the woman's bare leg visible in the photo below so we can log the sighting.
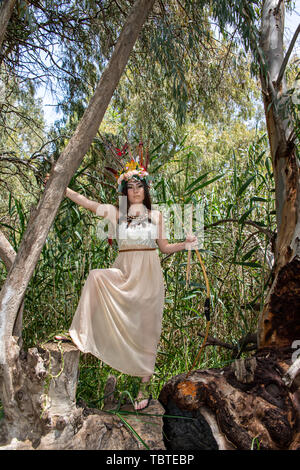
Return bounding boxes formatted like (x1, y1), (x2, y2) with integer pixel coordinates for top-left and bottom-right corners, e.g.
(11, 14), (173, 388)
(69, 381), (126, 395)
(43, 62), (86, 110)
(141, 375), (152, 383)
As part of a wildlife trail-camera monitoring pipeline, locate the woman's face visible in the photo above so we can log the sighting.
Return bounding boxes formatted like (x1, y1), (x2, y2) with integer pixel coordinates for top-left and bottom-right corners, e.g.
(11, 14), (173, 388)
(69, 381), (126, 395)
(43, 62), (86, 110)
(127, 178), (145, 205)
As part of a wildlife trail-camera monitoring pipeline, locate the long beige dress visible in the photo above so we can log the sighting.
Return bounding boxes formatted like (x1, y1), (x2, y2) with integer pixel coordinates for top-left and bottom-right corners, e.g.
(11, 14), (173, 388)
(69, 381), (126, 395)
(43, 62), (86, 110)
(69, 204), (165, 377)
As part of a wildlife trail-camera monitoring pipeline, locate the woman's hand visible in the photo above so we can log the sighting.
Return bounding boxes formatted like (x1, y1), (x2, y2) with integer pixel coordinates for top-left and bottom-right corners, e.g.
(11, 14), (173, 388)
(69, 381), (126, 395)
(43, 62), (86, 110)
(43, 173), (50, 186)
(43, 173), (68, 197)
(184, 232), (198, 250)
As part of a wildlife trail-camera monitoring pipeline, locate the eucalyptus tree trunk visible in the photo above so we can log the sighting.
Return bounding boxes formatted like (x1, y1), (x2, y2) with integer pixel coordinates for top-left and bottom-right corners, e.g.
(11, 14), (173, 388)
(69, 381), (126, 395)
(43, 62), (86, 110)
(0, 231), (23, 339)
(256, 0), (300, 349)
(0, 0), (157, 448)
(0, 0), (17, 51)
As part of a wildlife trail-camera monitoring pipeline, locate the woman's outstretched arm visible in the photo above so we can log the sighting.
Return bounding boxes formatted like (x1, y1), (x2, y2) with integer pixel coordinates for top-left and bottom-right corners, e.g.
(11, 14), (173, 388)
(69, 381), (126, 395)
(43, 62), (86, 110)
(43, 173), (99, 214)
(156, 211), (198, 254)
(65, 188), (99, 214)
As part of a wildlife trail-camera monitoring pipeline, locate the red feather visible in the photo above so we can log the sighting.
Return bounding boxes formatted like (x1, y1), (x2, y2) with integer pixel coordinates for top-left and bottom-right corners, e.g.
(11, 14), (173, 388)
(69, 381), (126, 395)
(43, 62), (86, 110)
(105, 166), (118, 176)
(145, 149), (149, 170)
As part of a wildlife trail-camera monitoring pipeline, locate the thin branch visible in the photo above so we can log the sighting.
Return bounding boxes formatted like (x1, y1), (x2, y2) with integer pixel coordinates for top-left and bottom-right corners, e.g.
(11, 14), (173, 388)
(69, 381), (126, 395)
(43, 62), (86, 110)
(276, 23), (300, 89)
(203, 218), (274, 240)
(197, 331), (257, 358)
(113, 1), (127, 16)
(160, 217), (275, 265)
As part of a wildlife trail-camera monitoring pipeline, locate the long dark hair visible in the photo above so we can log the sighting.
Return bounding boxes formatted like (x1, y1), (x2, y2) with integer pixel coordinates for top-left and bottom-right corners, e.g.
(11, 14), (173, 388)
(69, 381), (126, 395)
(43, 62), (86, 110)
(117, 178), (152, 226)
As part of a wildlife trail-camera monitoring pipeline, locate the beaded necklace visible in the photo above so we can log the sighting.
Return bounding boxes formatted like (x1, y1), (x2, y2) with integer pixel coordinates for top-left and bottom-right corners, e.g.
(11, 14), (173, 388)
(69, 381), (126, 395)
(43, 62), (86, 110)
(127, 208), (149, 222)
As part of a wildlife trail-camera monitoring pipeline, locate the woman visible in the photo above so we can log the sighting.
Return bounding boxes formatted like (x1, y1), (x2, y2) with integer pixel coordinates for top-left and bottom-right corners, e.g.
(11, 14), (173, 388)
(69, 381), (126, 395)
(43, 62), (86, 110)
(46, 161), (197, 410)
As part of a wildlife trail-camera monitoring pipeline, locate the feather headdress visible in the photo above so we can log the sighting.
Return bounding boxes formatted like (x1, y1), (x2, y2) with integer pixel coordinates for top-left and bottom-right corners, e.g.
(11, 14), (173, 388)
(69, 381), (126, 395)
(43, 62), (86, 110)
(100, 133), (151, 193)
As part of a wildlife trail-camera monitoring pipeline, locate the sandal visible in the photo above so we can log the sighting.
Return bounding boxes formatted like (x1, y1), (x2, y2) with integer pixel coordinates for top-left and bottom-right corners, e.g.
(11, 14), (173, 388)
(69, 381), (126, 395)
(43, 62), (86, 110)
(134, 380), (153, 411)
(54, 332), (73, 343)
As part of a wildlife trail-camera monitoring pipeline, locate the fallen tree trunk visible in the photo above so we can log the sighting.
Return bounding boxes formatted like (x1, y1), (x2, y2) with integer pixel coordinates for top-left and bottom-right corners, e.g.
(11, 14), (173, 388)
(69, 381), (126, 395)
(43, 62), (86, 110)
(159, 347), (300, 450)
(0, 341), (165, 450)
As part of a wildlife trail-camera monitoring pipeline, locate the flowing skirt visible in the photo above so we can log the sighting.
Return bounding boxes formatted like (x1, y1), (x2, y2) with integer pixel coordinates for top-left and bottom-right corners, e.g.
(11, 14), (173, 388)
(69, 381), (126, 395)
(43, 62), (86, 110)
(69, 250), (165, 377)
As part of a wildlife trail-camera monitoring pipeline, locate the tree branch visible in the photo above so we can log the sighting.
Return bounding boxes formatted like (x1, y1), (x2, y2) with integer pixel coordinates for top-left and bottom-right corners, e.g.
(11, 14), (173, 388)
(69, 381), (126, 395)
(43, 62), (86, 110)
(197, 331), (257, 358)
(283, 356), (300, 388)
(0, 230), (24, 339)
(275, 23), (300, 89)
(203, 218), (274, 240)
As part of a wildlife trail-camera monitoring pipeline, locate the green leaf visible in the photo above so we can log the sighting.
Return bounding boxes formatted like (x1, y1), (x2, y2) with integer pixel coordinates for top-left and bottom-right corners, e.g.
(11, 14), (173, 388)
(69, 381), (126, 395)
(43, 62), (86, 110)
(232, 261), (262, 268)
(265, 157), (273, 177)
(184, 171), (211, 192)
(237, 175), (256, 197)
(185, 174), (225, 196)
(74, 231), (82, 241)
(226, 203), (233, 218)
(171, 168), (185, 177)
(242, 246), (259, 261)
(255, 150), (266, 164)
(250, 196), (267, 202)
(115, 412), (150, 450)
(181, 294), (198, 300)
(238, 207), (255, 224)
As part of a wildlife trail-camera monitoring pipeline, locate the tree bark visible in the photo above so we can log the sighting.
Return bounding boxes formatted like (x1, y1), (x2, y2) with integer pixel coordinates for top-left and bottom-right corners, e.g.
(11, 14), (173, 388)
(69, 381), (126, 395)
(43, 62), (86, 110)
(0, 341), (165, 450)
(256, 0), (300, 348)
(159, 348), (300, 450)
(0, 230), (23, 340)
(0, 0), (17, 51)
(0, 0), (156, 366)
(159, 3), (300, 450)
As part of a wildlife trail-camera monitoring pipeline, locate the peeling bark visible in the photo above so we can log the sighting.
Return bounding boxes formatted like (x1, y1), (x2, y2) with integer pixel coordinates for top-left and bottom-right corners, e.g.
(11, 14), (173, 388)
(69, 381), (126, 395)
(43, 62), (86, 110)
(283, 356), (300, 389)
(258, 257), (300, 348)
(257, 0), (300, 348)
(0, 341), (165, 450)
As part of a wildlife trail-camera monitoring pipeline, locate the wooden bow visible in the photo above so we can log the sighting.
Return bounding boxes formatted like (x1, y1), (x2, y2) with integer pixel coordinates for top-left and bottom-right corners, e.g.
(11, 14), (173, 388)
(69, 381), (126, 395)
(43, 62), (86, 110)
(184, 206), (211, 378)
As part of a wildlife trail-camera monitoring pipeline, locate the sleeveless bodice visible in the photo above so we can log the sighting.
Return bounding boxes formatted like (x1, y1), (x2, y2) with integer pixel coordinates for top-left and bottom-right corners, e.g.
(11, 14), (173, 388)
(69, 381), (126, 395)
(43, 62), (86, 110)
(95, 204), (160, 251)
(116, 218), (158, 250)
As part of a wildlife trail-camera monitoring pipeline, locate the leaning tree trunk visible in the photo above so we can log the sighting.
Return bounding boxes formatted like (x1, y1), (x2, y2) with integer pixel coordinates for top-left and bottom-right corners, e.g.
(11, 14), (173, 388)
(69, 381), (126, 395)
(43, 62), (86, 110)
(0, 232), (165, 451)
(256, 0), (300, 348)
(0, 0), (157, 448)
(0, 0), (17, 51)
